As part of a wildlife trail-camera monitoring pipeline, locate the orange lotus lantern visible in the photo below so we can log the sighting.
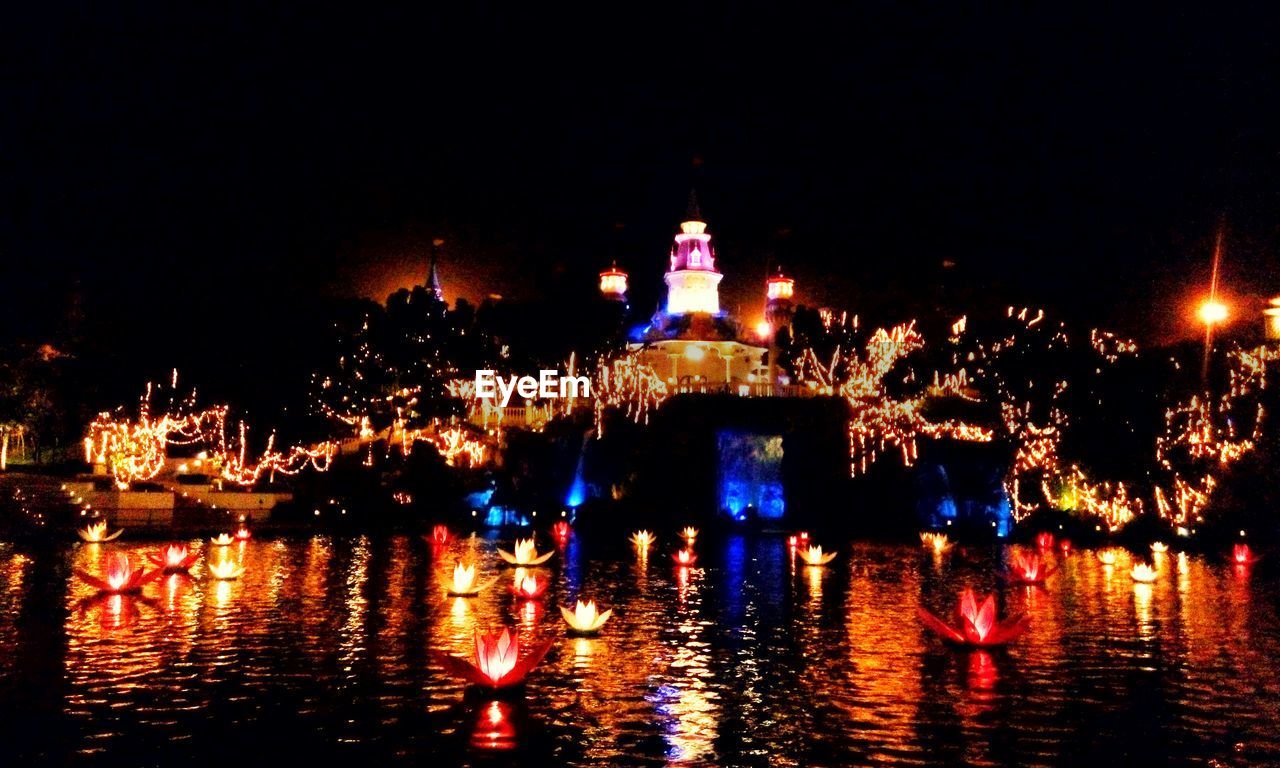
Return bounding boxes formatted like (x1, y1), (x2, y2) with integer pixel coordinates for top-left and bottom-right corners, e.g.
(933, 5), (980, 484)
(551, 521), (571, 543)
(920, 532), (953, 553)
(448, 562), (484, 596)
(672, 548), (698, 567)
(1010, 550), (1055, 585)
(148, 544), (199, 573)
(630, 530), (655, 550)
(1130, 563), (1158, 583)
(431, 524), (452, 545)
(919, 588), (1030, 648)
(207, 558), (245, 580)
(77, 521), (123, 543)
(210, 533), (234, 546)
(511, 573), (547, 600)
(560, 599), (612, 635)
(497, 538), (555, 567)
(234, 527), (252, 541)
(679, 526), (698, 543)
(437, 628), (553, 689)
(1035, 532), (1054, 550)
(1233, 543), (1259, 565)
(798, 545), (837, 566)
(75, 553), (157, 595)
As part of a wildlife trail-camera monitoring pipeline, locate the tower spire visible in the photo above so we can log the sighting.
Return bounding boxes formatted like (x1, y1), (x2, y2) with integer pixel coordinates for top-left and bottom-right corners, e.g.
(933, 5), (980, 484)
(686, 188), (702, 222)
(427, 238), (444, 300)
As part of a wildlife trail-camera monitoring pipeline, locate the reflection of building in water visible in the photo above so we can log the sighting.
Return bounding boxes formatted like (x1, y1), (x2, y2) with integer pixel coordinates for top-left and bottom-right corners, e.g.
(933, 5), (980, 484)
(717, 431), (785, 521)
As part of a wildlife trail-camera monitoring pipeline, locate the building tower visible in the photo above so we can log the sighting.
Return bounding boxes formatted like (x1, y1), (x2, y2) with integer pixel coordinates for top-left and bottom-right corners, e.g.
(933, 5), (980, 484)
(765, 267), (796, 331)
(599, 262), (629, 302)
(663, 193), (723, 315)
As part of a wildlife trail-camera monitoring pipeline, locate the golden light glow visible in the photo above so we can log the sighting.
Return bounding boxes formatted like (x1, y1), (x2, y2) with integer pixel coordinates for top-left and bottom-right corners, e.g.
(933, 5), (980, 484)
(210, 533), (234, 546)
(497, 538), (554, 566)
(77, 521), (122, 543)
(919, 532), (952, 553)
(629, 530), (655, 549)
(449, 562), (481, 596)
(1197, 299), (1228, 325)
(207, 558), (245, 580)
(1130, 563), (1158, 583)
(679, 527), (698, 543)
(798, 545), (837, 566)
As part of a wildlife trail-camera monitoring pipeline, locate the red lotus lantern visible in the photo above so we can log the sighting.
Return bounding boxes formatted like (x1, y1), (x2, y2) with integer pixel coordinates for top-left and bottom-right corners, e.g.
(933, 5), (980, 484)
(437, 628), (553, 690)
(673, 548), (698, 567)
(919, 588), (1030, 648)
(1058, 539), (1073, 555)
(75, 553), (158, 595)
(432, 524), (452, 545)
(511, 573), (547, 600)
(234, 527), (252, 541)
(1010, 550), (1055, 585)
(148, 544), (199, 573)
(551, 521), (571, 544)
(1035, 532), (1054, 550)
(1233, 543), (1259, 565)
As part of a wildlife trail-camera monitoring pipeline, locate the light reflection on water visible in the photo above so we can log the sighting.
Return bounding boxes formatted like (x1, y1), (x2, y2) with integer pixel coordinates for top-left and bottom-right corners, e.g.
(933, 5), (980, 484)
(0, 533), (1275, 766)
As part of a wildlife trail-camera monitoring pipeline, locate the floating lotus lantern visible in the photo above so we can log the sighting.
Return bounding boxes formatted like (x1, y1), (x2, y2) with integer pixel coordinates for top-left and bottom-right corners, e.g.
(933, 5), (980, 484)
(918, 588), (1030, 648)
(497, 538), (554, 567)
(679, 526), (698, 543)
(1035, 532), (1055, 550)
(511, 573), (547, 600)
(148, 544), (199, 573)
(234, 527), (252, 541)
(672, 548), (698, 567)
(1233, 543), (1259, 565)
(560, 599), (613, 635)
(1010, 550), (1055, 585)
(551, 521), (572, 543)
(431, 524), (452, 545)
(75, 553), (156, 594)
(77, 521), (122, 543)
(1150, 541), (1169, 554)
(1058, 539), (1073, 555)
(437, 628), (553, 690)
(1097, 549), (1118, 565)
(798, 545), (837, 566)
(920, 532), (953, 553)
(207, 558), (245, 580)
(210, 533), (235, 546)
(1130, 563), (1158, 583)
(448, 562), (484, 596)
(630, 530), (656, 549)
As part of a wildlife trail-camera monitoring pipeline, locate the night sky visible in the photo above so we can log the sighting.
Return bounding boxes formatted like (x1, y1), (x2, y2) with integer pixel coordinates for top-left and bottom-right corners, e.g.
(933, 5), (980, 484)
(4, 4), (1280, 387)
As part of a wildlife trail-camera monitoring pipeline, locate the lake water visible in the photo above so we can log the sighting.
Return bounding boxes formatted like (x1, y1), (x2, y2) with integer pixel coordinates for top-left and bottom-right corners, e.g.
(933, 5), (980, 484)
(0, 533), (1277, 767)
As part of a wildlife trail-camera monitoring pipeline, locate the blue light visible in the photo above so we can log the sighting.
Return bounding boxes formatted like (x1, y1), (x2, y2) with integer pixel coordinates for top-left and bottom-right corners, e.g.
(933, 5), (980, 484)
(717, 431), (785, 521)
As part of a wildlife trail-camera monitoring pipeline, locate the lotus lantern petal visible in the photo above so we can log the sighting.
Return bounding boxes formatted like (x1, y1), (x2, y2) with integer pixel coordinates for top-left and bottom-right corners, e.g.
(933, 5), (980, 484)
(560, 599), (612, 634)
(77, 521), (123, 543)
(449, 562), (484, 596)
(630, 530), (655, 549)
(799, 545), (838, 566)
(431, 524), (452, 545)
(511, 573), (547, 600)
(438, 628), (553, 689)
(679, 526), (698, 543)
(919, 588), (1030, 648)
(498, 538), (554, 567)
(920, 532), (953, 553)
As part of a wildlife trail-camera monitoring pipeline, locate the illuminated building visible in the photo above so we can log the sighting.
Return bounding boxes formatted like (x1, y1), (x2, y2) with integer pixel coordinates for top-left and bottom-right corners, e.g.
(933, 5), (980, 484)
(1265, 297), (1280, 340)
(629, 197), (768, 391)
(764, 267), (795, 332)
(599, 262), (628, 302)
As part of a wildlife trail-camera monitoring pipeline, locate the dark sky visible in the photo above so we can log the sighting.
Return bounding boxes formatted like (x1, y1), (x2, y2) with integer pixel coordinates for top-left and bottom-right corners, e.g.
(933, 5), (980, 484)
(3, 2), (1280, 375)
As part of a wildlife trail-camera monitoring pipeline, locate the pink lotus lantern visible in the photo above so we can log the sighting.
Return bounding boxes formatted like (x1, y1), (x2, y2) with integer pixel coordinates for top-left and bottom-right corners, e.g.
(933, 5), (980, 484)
(919, 588), (1030, 648)
(1010, 550), (1055, 585)
(148, 544), (199, 573)
(431, 524), (452, 545)
(234, 527), (252, 541)
(437, 628), (553, 689)
(673, 548), (698, 567)
(75, 553), (158, 595)
(1035, 532), (1055, 550)
(511, 573), (547, 600)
